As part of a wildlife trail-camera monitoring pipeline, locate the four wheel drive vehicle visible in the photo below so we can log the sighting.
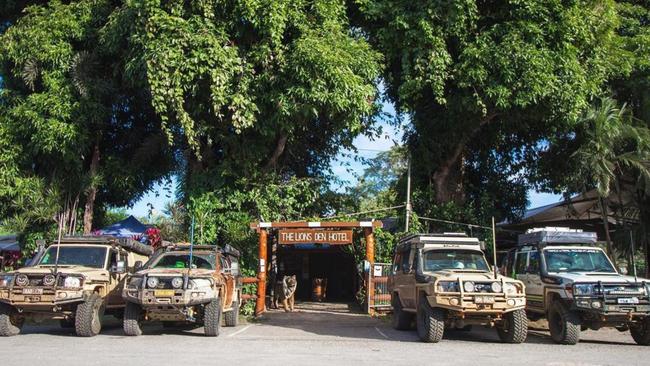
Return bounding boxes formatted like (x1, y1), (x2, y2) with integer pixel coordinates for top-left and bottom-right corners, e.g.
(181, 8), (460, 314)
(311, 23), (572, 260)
(389, 233), (528, 343)
(122, 244), (242, 337)
(0, 236), (153, 337)
(506, 227), (650, 345)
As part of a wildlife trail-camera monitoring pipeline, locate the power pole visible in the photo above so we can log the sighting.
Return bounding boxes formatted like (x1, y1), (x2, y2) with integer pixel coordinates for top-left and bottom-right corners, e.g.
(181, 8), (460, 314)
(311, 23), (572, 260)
(405, 157), (412, 232)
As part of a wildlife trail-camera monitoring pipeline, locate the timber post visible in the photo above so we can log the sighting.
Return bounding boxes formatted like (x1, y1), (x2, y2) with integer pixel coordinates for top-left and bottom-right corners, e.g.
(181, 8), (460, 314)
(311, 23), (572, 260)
(256, 228), (268, 316)
(364, 227), (376, 314)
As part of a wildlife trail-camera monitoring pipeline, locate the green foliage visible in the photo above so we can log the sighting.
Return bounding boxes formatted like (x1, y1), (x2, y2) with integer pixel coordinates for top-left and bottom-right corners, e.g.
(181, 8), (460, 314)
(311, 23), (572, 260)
(354, 0), (622, 221)
(188, 176), (327, 270)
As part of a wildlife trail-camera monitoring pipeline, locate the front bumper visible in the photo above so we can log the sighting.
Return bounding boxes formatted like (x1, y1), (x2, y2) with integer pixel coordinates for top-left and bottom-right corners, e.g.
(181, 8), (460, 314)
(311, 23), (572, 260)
(0, 287), (85, 308)
(572, 295), (650, 317)
(429, 294), (526, 314)
(123, 287), (216, 308)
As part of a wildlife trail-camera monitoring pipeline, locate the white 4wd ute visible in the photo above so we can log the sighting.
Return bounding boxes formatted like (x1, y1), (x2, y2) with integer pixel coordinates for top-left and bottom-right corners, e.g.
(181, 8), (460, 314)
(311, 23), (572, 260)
(504, 228), (650, 345)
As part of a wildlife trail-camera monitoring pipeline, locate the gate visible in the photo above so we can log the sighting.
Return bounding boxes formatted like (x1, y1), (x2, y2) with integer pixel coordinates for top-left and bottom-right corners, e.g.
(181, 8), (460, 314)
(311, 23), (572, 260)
(368, 262), (392, 312)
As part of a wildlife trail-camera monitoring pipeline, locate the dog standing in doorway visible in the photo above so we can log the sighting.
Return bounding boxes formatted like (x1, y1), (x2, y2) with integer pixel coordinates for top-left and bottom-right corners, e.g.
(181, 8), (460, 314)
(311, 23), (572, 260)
(273, 275), (297, 312)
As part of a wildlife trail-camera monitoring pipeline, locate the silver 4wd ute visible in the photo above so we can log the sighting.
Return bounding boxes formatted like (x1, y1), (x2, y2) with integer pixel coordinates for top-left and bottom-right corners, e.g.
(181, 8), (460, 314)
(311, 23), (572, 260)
(389, 233), (528, 343)
(0, 236), (153, 337)
(122, 244), (242, 337)
(505, 228), (650, 345)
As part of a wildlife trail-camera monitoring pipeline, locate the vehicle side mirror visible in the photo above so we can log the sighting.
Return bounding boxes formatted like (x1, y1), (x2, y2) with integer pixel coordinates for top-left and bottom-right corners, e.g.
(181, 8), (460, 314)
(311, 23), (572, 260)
(112, 260), (127, 274)
(134, 261), (143, 271)
(619, 267), (628, 275)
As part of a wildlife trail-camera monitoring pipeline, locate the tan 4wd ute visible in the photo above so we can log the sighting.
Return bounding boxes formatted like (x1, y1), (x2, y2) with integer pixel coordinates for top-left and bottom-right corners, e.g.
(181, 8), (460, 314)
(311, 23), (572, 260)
(122, 244), (242, 337)
(389, 233), (528, 343)
(0, 236), (153, 337)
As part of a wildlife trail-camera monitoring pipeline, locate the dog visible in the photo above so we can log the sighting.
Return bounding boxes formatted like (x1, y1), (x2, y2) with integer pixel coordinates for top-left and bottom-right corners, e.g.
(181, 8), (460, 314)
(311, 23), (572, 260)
(273, 275), (297, 312)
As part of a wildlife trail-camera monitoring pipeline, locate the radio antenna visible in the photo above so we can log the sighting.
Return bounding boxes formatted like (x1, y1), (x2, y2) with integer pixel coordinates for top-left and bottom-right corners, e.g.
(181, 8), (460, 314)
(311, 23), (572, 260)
(492, 217), (498, 279)
(630, 230), (638, 283)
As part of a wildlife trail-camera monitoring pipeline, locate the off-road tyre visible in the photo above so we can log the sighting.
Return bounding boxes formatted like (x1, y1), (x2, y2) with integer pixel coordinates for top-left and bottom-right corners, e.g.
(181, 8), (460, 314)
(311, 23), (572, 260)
(391, 294), (413, 330)
(548, 301), (580, 345)
(0, 303), (23, 337)
(630, 318), (650, 346)
(75, 293), (105, 337)
(416, 300), (445, 343)
(497, 309), (528, 343)
(224, 300), (239, 327)
(204, 298), (222, 337)
(123, 302), (143, 336)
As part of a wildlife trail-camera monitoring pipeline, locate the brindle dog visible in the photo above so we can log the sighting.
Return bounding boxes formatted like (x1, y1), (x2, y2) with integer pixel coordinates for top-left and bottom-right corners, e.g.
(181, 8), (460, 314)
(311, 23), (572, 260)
(273, 275), (297, 312)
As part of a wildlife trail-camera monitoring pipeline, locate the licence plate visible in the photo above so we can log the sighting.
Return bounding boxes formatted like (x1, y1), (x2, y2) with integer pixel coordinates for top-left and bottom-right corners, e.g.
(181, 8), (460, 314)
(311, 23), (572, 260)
(475, 296), (495, 304)
(154, 290), (175, 297)
(617, 297), (639, 304)
(22, 288), (43, 295)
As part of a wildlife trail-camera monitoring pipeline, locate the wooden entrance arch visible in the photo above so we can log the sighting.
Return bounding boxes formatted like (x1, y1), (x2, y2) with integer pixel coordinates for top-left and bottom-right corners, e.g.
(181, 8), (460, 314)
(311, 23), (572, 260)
(249, 220), (383, 316)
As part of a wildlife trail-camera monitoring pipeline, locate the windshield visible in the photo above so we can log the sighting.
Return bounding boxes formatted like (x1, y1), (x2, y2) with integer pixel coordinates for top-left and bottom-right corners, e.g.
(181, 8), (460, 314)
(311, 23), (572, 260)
(422, 250), (490, 272)
(38, 246), (108, 268)
(149, 253), (215, 270)
(543, 248), (615, 273)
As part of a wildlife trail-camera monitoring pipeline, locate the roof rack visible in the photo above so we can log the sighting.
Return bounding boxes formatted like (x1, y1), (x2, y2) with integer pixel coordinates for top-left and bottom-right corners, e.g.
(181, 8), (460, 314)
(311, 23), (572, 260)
(398, 233), (480, 249)
(51, 235), (154, 256)
(518, 228), (597, 246)
(161, 243), (241, 258)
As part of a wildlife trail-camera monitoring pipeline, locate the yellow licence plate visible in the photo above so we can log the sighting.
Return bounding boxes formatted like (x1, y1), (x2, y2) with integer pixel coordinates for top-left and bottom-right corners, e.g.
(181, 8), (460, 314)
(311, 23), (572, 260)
(154, 290), (175, 297)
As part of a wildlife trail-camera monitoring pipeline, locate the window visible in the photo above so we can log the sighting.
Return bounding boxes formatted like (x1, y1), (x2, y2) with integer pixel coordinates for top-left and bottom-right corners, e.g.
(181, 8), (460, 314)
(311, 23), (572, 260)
(108, 250), (118, 270)
(393, 253), (402, 273)
(401, 249), (411, 273)
(515, 252), (528, 275)
(151, 253), (216, 270)
(543, 248), (615, 273)
(422, 250), (489, 272)
(39, 246), (108, 268)
(527, 251), (540, 274)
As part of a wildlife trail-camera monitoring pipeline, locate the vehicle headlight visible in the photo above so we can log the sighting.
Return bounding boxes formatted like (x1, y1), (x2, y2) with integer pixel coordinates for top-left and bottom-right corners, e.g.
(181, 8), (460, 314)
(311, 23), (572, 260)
(171, 277), (183, 289)
(0, 275), (14, 287)
(63, 276), (81, 288)
(128, 277), (143, 287)
(15, 274), (29, 286)
(463, 281), (475, 292)
(189, 278), (212, 289)
(574, 284), (595, 296)
(504, 283), (517, 295)
(491, 282), (502, 293)
(147, 277), (159, 289)
(43, 274), (56, 287)
(436, 281), (459, 292)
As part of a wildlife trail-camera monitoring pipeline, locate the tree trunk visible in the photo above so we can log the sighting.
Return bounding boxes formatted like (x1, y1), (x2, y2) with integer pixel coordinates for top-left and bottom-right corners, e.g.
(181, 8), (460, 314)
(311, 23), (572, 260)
(431, 114), (497, 204)
(599, 197), (617, 268)
(83, 144), (100, 234)
(264, 133), (288, 171)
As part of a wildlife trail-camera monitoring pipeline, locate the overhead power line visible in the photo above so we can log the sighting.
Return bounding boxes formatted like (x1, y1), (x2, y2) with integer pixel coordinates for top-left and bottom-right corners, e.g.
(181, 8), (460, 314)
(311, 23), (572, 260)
(323, 204), (406, 220)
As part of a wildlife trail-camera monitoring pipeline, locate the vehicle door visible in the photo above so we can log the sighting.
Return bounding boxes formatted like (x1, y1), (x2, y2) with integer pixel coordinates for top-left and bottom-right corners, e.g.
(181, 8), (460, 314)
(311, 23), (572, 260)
(107, 249), (126, 306)
(513, 250), (530, 289)
(220, 255), (235, 307)
(399, 247), (417, 309)
(523, 249), (544, 310)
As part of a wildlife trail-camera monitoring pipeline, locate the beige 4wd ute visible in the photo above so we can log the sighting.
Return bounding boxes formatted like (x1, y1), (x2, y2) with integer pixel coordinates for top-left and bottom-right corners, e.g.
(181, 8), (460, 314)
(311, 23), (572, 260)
(0, 236), (153, 337)
(389, 233), (528, 343)
(122, 244), (242, 337)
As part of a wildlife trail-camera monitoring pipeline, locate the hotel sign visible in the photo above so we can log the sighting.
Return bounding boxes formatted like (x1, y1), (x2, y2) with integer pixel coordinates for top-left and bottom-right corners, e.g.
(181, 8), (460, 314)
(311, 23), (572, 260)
(278, 229), (353, 245)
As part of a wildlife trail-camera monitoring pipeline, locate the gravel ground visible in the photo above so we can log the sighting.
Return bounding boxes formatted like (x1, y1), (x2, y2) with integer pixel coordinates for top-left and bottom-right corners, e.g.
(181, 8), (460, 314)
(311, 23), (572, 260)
(0, 303), (647, 366)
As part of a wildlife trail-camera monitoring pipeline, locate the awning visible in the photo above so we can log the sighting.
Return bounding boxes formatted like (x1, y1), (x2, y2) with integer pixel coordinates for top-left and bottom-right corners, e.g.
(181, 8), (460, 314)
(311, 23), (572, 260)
(95, 216), (149, 239)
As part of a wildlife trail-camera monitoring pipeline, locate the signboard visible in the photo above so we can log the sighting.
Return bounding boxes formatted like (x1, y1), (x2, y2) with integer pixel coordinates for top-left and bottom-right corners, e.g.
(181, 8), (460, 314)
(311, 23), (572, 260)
(278, 229), (353, 245)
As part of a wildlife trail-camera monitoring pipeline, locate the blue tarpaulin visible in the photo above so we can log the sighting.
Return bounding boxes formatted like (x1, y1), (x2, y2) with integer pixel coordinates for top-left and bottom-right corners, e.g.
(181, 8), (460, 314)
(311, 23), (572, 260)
(0, 234), (20, 252)
(96, 216), (149, 239)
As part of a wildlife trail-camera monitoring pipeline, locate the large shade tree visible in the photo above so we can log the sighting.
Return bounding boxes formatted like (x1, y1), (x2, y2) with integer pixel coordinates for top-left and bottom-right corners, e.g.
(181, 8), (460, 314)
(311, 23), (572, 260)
(354, 0), (620, 222)
(0, 0), (175, 247)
